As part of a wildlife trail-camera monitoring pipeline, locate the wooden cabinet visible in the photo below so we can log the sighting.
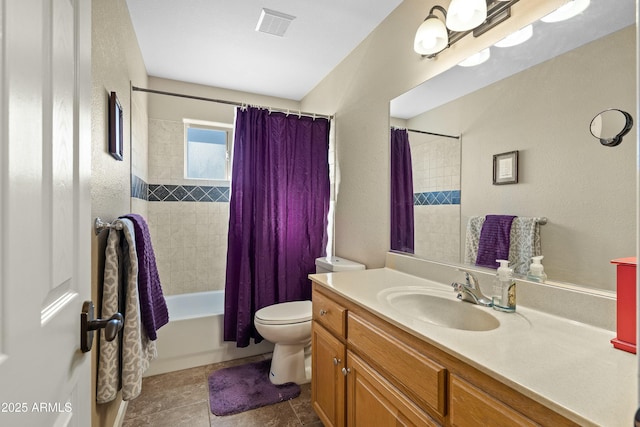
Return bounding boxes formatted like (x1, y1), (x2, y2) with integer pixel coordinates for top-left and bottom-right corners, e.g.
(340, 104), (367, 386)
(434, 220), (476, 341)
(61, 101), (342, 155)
(312, 288), (347, 427)
(311, 322), (346, 427)
(449, 375), (537, 427)
(346, 351), (439, 427)
(311, 283), (578, 427)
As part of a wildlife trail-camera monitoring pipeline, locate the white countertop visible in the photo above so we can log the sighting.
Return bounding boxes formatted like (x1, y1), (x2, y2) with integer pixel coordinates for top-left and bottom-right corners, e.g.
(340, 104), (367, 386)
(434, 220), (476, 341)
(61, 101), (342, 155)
(309, 267), (637, 427)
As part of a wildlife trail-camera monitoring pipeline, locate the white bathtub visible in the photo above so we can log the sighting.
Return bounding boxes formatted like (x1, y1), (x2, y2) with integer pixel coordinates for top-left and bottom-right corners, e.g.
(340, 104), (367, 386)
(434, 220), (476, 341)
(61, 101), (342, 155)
(144, 290), (273, 376)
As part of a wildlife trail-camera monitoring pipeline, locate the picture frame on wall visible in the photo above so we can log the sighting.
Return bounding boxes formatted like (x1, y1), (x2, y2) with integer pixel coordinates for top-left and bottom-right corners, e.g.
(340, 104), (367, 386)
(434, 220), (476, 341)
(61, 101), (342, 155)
(109, 91), (124, 161)
(493, 150), (518, 185)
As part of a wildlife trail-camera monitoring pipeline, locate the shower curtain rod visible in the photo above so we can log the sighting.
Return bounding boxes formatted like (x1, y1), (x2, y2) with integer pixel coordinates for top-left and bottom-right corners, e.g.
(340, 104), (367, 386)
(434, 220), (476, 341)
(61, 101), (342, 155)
(407, 128), (460, 140)
(131, 86), (333, 120)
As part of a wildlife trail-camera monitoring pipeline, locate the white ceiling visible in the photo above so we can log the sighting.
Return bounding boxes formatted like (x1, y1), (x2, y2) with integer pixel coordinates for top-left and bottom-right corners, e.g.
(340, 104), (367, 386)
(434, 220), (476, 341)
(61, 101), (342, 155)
(391, 0), (636, 119)
(125, 0), (403, 101)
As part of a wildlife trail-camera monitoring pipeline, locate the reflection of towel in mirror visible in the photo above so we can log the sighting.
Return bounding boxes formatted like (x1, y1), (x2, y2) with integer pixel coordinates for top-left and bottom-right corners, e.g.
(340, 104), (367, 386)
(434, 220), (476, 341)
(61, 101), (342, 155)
(475, 215), (517, 269)
(464, 216), (485, 265)
(97, 218), (157, 404)
(465, 216), (542, 275)
(508, 217), (542, 275)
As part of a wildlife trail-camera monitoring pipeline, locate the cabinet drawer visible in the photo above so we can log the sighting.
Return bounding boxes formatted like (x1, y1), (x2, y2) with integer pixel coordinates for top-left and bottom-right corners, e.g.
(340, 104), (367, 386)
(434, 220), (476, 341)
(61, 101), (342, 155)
(347, 313), (447, 418)
(313, 290), (347, 338)
(449, 375), (537, 427)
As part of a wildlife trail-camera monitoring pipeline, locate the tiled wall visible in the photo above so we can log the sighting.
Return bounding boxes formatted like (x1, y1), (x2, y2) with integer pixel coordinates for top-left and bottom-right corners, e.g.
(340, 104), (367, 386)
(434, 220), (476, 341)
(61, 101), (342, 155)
(410, 135), (461, 263)
(145, 118), (231, 296)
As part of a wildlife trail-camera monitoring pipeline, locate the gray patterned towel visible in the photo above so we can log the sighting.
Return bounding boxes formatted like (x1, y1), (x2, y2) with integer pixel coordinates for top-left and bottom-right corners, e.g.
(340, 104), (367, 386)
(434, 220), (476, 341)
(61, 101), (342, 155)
(96, 218), (157, 404)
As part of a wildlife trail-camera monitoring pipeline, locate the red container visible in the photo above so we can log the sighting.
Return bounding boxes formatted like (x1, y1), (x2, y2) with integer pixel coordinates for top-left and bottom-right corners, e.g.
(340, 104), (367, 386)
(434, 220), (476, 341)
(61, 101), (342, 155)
(611, 257), (636, 354)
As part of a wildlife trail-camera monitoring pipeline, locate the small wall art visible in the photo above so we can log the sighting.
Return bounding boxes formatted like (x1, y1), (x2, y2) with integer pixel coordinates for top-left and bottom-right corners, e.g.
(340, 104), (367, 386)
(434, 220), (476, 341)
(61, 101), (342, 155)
(493, 150), (518, 185)
(109, 91), (124, 161)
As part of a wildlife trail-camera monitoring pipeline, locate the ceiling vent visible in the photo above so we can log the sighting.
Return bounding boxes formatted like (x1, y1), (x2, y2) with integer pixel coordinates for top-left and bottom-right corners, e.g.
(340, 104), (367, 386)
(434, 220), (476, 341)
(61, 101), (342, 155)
(255, 8), (296, 37)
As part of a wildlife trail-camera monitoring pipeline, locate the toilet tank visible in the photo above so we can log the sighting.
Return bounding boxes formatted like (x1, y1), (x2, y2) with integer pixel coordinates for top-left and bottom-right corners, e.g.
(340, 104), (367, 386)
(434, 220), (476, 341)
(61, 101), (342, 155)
(315, 256), (365, 274)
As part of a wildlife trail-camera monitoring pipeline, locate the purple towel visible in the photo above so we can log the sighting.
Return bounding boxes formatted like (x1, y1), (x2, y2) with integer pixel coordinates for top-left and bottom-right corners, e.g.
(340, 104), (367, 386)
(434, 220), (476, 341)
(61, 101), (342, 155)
(475, 215), (517, 269)
(121, 214), (168, 340)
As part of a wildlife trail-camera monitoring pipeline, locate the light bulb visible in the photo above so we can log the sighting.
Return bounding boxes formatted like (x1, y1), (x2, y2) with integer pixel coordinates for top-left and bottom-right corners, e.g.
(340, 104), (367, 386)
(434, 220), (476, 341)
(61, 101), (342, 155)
(414, 16), (448, 55)
(541, 0), (590, 23)
(446, 0), (487, 32)
(494, 25), (533, 48)
(458, 48), (491, 67)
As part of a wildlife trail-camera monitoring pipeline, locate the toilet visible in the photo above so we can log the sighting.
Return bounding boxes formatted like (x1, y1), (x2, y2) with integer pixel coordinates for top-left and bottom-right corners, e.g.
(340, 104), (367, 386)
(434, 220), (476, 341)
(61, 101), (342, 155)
(254, 256), (365, 384)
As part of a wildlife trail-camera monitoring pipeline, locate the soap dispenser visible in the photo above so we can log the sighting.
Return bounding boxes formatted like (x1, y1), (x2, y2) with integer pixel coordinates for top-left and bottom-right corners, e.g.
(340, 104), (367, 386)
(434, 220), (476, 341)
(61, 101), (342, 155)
(493, 259), (516, 312)
(527, 256), (547, 283)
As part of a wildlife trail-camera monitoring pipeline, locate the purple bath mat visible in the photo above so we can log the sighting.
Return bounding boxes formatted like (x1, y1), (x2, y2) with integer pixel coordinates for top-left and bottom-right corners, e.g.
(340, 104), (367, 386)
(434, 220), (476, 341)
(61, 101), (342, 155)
(208, 359), (301, 416)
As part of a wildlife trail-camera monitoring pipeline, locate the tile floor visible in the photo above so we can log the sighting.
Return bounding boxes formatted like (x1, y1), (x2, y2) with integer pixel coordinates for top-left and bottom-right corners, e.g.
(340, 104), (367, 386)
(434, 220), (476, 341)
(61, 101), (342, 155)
(123, 354), (322, 427)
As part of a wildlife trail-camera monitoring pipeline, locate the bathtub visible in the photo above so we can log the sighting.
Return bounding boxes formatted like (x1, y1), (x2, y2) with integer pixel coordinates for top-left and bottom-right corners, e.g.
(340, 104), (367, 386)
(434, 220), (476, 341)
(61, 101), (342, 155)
(144, 290), (274, 376)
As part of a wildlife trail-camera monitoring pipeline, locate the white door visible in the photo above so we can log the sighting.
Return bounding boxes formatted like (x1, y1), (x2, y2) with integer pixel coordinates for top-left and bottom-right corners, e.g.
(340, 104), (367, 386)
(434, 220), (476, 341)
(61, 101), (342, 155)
(0, 0), (92, 426)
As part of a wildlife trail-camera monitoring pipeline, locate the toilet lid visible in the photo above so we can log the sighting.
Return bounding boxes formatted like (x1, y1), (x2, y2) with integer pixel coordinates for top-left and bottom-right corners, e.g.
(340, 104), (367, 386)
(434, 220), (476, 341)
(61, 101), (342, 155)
(255, 300), (312, 325)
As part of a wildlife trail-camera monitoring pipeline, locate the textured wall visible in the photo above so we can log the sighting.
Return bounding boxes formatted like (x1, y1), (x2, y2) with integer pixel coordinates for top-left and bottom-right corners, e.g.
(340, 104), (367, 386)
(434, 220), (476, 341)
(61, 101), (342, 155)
(91, 0), (148, 425)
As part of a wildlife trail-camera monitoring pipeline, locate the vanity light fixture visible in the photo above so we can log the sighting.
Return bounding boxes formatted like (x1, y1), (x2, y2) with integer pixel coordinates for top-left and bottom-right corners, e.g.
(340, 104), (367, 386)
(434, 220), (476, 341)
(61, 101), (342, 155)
(494, 24), (533, 48)
(446, 0), (487, 32)
(458, 48), (491, 67)
(541, 0), (590, 23)
(414, 6), (449, 55)
(414, 0), (520, 58)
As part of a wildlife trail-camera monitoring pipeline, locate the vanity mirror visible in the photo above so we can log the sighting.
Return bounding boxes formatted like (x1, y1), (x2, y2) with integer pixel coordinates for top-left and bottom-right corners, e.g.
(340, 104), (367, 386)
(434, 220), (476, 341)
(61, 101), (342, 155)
(590, 108), (633, 147)
(390, 0), (636, 292)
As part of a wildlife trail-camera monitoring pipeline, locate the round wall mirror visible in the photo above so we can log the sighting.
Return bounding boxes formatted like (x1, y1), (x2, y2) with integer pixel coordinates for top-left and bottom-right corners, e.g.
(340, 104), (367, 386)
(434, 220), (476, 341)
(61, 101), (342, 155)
(590, 109), (633, 147)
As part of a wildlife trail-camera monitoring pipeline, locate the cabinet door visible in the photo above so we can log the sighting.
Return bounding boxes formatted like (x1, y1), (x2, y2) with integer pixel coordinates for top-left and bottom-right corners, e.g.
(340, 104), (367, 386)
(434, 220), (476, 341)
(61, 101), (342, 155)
(347, 351), (439, 427)
(449, 375), (538, 427)
(312, 322), (346, 427)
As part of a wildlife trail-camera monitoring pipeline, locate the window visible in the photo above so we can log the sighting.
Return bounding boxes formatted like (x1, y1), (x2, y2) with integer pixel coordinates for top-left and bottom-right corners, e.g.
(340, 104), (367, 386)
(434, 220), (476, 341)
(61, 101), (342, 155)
(184, 120), (232, 181)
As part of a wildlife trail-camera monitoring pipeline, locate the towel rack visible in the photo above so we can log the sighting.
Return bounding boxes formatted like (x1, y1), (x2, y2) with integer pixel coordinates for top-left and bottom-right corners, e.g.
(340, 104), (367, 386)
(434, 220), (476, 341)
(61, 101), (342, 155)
(94, 217), (123, 235)
(534, 217), (548, 225)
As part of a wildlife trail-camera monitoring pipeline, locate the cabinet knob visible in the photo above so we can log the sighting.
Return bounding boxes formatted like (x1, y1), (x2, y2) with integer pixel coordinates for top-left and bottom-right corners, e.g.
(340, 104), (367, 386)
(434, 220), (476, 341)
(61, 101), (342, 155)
(333, 357), (341, 366)
(319, 309), (328, 316)
(341, 367), (351, 376)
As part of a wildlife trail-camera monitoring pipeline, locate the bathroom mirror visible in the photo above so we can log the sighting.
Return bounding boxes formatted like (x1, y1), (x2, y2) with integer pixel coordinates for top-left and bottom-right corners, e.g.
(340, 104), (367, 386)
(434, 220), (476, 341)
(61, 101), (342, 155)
(389, 0), (636, 292)
(590, 109), (633, 147)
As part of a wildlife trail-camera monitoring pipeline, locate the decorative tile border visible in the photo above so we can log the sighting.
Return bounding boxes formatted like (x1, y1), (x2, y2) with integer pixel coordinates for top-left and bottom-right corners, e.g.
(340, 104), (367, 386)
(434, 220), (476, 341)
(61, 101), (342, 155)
(414, 190), (460, 206)
(131, 174), (230, 203)
(132, 174), (149, 201)
(149, 184), (230, 202)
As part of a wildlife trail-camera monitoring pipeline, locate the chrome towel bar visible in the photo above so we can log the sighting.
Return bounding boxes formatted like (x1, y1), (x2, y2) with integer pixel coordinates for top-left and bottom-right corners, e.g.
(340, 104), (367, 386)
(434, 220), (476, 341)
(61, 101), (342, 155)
(94, 217), (123, 235)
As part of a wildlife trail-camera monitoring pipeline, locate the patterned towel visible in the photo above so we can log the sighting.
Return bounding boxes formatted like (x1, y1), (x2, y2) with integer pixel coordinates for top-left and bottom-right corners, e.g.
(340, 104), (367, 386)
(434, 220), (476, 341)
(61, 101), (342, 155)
(121, 214), (168, 340)
(508, 217), (542, 275)
(97, 218), (157, 404)
(464, 216), (485, 265)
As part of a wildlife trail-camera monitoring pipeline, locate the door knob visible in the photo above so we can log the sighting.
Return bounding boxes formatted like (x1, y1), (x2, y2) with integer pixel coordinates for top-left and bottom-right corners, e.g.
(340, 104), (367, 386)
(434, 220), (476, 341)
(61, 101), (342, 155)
(80, 301), (123, 353)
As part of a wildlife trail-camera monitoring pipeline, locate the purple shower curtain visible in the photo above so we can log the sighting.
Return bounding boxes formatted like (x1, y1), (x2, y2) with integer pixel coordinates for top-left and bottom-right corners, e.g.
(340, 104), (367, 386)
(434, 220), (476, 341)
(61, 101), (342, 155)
(224, 106), (330, 347)
(390, 128), (414, 253)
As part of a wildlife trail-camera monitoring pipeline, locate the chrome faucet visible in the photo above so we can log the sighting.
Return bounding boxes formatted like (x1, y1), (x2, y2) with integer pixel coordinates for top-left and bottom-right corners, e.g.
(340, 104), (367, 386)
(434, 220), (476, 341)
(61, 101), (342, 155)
(451, 269), (492, 307)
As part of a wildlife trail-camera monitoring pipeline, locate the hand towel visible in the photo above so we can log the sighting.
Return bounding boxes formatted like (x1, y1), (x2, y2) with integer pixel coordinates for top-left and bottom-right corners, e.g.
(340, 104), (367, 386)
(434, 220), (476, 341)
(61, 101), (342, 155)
(121, 213), (168, 340)
(508, 217), (542, 275)
(464, 216), (485, 265)
(97, 218), (157, 404)
(475, 215), (517, 269)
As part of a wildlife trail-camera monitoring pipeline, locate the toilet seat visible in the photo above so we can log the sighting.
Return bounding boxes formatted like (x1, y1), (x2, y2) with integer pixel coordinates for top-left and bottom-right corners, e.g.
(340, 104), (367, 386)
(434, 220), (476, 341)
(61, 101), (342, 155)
(255, 301), (312, 325)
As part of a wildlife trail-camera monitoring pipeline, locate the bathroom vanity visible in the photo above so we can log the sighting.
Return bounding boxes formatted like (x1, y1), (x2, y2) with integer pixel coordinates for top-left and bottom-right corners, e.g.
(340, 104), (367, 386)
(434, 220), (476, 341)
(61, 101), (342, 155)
(309, 263), (636, 426)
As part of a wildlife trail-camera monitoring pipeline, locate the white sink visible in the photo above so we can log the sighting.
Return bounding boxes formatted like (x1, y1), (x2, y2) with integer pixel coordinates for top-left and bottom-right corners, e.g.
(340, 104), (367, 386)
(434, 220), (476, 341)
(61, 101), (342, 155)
(379, 286), (500, 331)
